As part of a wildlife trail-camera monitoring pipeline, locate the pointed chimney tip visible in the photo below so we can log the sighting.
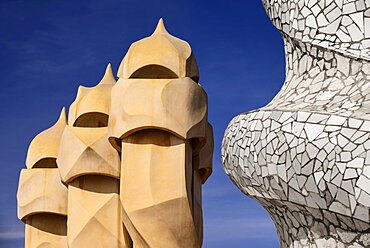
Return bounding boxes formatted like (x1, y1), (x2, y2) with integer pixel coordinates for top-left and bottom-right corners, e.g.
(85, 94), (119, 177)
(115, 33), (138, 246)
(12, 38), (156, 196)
(99, 63), (116, 85)
(57, 107), (67, 125)
(153, 18), (169, 35)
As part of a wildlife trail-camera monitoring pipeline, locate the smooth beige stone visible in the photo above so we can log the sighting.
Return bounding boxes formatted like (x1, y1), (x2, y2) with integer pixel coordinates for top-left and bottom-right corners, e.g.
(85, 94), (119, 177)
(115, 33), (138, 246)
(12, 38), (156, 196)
(17, 168), (68, 221)
(195, 123), (214, 183)
(68, 64), (116, 127)
(191, 124), (213, 244)
(17, 19), (213, 248)
(120, 130), (200, 248)
(57, 126), (120, 183)
(25, 214), (68, 248)
(108, 78), (208, 151)
(26, 108), (66, 169)
(118, 19), (199, 82)
(67, 176), (128, 248)
(192, 169), (203, 244)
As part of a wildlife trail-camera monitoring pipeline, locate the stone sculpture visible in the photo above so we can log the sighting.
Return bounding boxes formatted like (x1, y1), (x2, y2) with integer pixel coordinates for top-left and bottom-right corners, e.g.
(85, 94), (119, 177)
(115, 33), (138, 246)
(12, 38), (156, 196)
(222, 1), (370, 247)
(17, 19), (213, 248)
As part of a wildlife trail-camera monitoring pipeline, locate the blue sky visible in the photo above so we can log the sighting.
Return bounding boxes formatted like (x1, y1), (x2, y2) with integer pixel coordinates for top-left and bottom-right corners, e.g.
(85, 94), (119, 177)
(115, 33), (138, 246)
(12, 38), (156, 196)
(0, 0), (285, 247)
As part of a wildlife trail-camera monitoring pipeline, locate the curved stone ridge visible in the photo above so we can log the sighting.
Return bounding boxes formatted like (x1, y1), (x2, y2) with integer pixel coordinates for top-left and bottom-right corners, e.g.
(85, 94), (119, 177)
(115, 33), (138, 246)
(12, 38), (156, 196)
(26, 108), (66, 169)
(17, 168), (68, 220)
(57, 126), (120, 183)
(117, 18), (199, 82)
(108, 78), (208, 144)
(68, 64), (116, 128)
(222, 1), (370, 247)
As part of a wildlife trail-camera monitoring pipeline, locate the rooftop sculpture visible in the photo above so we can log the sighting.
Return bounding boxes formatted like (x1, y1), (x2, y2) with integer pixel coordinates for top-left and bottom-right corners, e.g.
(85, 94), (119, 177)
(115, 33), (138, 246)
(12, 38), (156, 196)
(222, 1), (370, 247)
(17, 19), (213, 248)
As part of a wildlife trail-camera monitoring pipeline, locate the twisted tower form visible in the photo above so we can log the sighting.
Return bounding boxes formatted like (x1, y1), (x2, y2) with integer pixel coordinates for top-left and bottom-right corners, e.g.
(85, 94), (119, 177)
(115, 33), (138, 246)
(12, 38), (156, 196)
(17, 19), (213, 248)
(222, 1), (370, 247)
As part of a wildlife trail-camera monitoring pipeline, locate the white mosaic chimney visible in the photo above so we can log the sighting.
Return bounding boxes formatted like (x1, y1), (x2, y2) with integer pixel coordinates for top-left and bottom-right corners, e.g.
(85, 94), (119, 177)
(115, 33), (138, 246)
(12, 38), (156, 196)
(222, 1), (370, 247)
